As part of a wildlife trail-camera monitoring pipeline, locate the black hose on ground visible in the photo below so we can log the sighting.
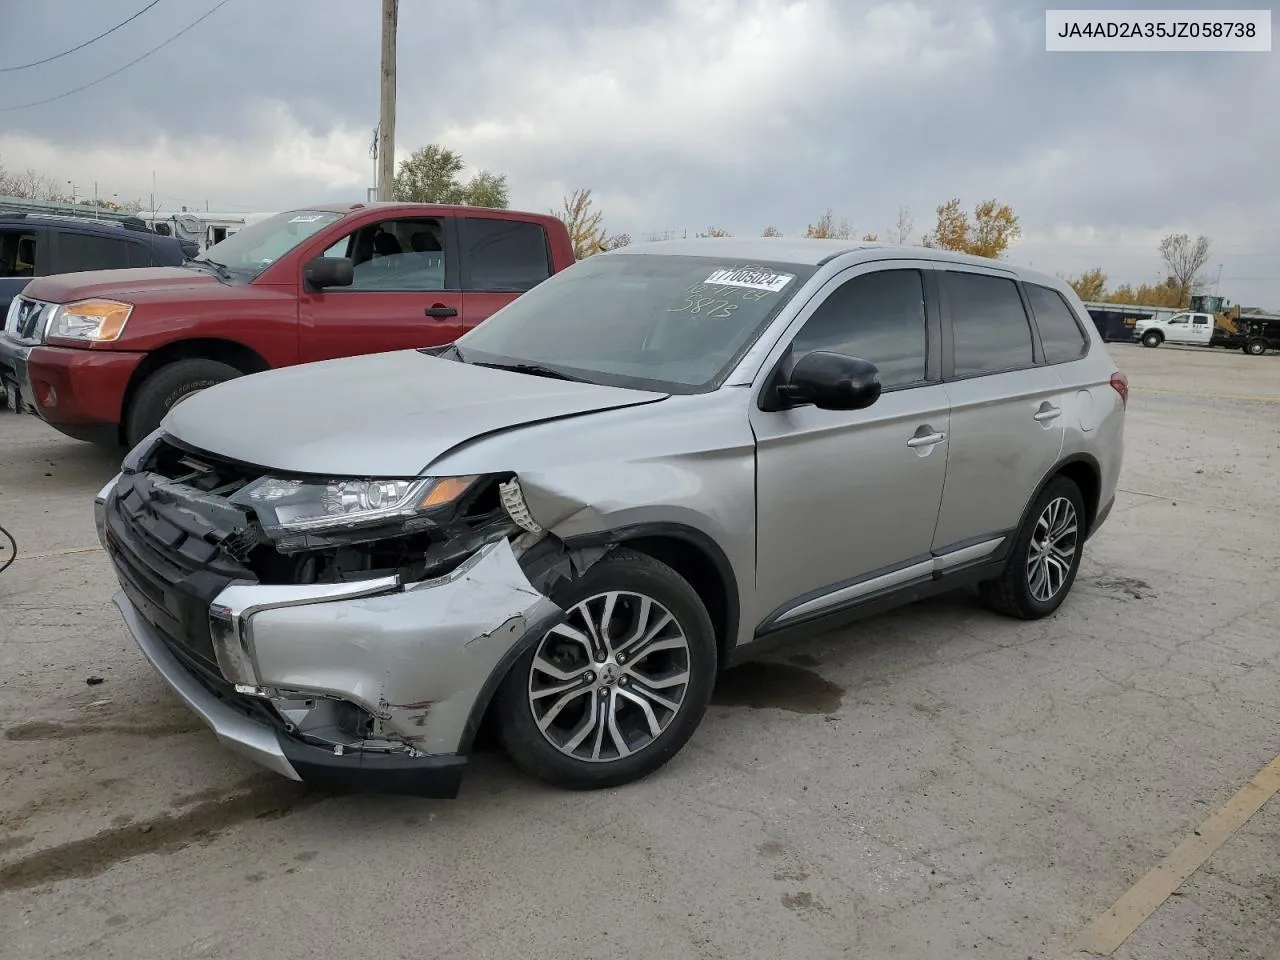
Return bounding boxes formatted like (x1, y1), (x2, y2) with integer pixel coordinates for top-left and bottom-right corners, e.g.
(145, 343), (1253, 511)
(0, 524), (15, 575)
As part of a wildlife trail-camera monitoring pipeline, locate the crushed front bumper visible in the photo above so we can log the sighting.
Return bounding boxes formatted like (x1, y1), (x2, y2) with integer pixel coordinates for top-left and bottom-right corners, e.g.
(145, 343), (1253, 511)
(99, 475), (561, 797)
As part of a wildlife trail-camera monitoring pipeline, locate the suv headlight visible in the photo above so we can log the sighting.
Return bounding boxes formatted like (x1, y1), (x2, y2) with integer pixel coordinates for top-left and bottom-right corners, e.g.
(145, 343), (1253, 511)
(47, 299), (133, 342)
(231, 475), (481, 540)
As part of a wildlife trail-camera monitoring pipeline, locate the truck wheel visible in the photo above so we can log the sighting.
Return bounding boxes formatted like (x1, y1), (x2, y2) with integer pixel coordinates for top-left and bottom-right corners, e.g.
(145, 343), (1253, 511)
(1246, 338), (1267, 356)
(1141, 331), (1162, 348)
(124, 359), (241, 449)
(495, 548), (717, 791)
(978, 475), (1086, 620)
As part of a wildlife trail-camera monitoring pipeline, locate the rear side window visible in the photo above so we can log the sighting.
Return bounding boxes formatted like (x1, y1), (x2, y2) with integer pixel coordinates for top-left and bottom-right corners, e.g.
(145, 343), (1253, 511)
(55, 233), (132, 273)
(1025, 283), (1088, 363)
(790, 268), (928, 388)
(944, 271), (1034, 377)
(460, 218), (551, 292)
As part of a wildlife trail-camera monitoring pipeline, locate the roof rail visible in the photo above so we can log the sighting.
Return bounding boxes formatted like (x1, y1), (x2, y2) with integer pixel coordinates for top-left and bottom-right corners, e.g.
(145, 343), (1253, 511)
(0, 211), (157, 234)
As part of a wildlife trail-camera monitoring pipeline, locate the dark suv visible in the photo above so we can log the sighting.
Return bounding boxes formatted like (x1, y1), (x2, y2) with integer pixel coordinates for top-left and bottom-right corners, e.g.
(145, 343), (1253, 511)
(1, 213), (191, 410)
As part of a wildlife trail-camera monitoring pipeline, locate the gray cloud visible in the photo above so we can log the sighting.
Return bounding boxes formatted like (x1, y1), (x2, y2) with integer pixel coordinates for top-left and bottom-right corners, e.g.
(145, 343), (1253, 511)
(1, 0), (1276, 306)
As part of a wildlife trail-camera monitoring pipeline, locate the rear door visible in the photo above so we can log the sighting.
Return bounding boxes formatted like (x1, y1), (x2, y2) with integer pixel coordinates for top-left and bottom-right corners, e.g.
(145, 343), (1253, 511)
(298, 215), (466, 363)
(931, 266), (1066, 554)
(457, 216), (555, 329)
(1190, 312), (1213, 344)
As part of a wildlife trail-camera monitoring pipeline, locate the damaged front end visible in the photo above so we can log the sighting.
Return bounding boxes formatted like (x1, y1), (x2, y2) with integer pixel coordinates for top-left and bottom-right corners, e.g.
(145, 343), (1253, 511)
(98, 433), (601, 797)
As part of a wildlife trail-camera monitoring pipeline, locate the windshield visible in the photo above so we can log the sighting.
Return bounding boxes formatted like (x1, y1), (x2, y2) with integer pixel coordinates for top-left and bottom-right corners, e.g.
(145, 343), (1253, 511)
(193, 209), (344, 277)
(453, 253), (817, 392)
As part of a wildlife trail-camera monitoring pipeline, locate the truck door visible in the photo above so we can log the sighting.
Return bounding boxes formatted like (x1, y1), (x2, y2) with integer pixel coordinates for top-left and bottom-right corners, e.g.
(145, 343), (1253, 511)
(1190, 312), (1213, 344)
(298, 216), (466, 363)
(1164, 313), (1191, 343)
(456, 216), (555, 329)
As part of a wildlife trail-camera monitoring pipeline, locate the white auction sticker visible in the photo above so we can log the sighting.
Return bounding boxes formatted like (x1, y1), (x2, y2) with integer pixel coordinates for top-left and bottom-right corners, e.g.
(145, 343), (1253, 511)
(1046, 9), (1271, 51)
(704, 267), (793, 293)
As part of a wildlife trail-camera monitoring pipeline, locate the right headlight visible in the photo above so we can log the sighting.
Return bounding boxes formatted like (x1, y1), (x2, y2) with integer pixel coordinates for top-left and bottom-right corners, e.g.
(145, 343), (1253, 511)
(231, 474), (482, 541)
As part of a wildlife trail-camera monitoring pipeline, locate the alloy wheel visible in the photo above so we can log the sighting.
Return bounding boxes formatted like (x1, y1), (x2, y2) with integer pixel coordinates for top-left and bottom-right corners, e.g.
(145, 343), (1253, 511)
(1025, 496), (1079, 602)
(528, 591), (691, 763)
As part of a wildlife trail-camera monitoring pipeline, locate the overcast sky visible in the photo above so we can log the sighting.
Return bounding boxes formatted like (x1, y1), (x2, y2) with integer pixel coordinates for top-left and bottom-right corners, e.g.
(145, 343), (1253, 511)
(1, 0), (1276, 306)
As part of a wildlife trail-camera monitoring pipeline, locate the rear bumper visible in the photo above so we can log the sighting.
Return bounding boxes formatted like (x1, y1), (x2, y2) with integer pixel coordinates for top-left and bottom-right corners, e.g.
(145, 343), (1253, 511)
(22, 344), (144, 441)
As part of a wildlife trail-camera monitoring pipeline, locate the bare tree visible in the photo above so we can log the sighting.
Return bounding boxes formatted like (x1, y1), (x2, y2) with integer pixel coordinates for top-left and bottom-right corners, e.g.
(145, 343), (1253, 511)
(761, 225), (782, 237)
(1158, 233), (1212, 306)
(892, 205), (914, 245)
(697, 226), (731, 238)
(804, 209), (852, 240)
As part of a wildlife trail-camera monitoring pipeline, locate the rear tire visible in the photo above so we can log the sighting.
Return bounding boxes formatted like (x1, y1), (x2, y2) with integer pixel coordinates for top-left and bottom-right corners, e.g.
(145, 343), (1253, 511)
(979, 476), (1086, 620)
(1246, 338), (1267, 356)
(496, 548), (717, 791)
(1141, 331), (1162, 348)
(123, 359), (241, 449)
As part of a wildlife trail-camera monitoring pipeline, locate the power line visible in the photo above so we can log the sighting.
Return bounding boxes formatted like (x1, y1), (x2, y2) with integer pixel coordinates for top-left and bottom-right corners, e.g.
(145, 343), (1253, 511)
(0, 0), (231, 112)
(0, 0), (163, 73)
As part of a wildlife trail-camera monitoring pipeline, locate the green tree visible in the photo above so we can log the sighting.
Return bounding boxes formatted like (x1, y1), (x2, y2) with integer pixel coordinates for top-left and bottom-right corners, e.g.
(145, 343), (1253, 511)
(391, 144), (509, 207)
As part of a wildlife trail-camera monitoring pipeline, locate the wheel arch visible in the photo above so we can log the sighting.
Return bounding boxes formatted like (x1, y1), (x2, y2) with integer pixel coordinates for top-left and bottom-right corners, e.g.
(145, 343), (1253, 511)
(119, 338), (271, 441)
(1016, 454), (1103, 547)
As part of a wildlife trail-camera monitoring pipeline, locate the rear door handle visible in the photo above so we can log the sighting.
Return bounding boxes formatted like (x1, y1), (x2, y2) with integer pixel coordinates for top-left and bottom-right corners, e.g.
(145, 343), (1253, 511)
(906, 432), (947, 448)
(424, 305), (458, 318)
(1033, 405), (1062, 422)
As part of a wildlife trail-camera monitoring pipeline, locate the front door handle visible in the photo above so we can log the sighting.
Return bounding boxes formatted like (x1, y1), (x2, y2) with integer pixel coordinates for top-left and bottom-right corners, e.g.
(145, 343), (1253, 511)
(424, 305), (458, 318)
(906, 432), (947, 448)
(1033, 404), (1062, 423)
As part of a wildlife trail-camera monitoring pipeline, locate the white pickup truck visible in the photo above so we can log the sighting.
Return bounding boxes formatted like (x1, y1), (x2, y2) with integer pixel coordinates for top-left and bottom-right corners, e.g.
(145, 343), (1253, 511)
(1133, 311), (1218, 348)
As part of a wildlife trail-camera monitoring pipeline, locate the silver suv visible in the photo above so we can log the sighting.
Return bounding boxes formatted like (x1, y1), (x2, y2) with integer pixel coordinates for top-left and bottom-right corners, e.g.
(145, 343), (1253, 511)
(96, 239), (1127, 797)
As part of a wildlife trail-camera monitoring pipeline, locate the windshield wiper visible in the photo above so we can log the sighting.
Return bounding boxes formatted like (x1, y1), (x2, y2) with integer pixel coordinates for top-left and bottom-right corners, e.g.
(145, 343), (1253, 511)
(472, 360), (590, 383)
(187, 257), (231, 280)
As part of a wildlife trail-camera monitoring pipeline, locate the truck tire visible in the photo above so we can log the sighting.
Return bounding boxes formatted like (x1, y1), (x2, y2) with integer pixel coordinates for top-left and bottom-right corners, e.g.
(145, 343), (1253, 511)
(1245, 338), (1267, 356)
(124, 359), (242, 449)
(1141, 331), (1163, 348)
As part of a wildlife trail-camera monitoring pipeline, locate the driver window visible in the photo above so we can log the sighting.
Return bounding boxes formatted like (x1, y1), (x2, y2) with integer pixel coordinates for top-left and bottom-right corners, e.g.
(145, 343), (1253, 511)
(1169, 314), (1188, 325)
(322, 218), (448, 292)
(788, 269), (927, 389)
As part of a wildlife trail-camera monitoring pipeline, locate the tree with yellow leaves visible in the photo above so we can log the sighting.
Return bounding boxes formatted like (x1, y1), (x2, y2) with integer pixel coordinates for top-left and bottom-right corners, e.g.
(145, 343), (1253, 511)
(921, 198), (1021, 259)
(1065, 268), (1108, 302)
(555, 188), (629, 259)
(803, 209), (853, 240)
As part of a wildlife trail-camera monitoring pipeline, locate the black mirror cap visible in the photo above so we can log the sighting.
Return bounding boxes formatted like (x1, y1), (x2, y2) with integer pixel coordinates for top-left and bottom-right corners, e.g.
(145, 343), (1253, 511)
(304, 255), (354, 289)
(783, 350), (882, 411)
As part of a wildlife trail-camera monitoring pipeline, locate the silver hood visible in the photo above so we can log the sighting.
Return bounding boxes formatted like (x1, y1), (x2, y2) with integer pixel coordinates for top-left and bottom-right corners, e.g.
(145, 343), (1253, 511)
(161, 350), (668, 476)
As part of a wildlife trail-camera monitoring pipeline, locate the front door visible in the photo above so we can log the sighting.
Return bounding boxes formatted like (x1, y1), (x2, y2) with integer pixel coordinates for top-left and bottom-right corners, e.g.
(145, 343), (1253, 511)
(750, 263), (949, 628)
(298, 216), (466, 363)
(931, 267), (1065, 552)
(1164, 313), (1192, 343)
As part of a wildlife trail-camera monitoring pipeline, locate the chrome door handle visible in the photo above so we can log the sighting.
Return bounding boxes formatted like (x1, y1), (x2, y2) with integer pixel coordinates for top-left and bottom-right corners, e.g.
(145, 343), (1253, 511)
(906, 432), (946, 448)
(1033, 406), (1062, 422)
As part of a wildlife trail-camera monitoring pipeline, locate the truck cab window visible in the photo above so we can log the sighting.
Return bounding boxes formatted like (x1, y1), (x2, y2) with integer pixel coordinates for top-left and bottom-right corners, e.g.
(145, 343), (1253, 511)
(0, 229), (39, 278)
(327, 218), (448, 292)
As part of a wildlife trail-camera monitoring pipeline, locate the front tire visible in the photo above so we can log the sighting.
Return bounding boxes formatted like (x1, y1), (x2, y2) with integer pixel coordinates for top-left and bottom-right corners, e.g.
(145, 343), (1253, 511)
(1141, 331), (1162, 348)
(979, 476), (1086, 620)
(496, 548), (717, 791)
(123, 359), (241, 449)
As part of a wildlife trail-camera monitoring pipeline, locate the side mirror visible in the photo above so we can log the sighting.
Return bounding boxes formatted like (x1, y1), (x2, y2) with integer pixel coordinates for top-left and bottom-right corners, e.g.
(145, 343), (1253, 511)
(304, 256), (354, 290)
(779, 350), (882, 411)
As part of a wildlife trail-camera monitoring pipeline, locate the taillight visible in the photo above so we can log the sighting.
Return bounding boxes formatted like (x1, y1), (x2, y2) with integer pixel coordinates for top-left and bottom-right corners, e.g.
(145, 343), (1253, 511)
(1109, 372), (1129, 408)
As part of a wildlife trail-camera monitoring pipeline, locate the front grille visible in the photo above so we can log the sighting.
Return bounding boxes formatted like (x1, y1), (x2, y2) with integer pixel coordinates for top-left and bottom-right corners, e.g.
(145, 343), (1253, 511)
(106, 470), (257, 670)
(5, 296), (54, 343)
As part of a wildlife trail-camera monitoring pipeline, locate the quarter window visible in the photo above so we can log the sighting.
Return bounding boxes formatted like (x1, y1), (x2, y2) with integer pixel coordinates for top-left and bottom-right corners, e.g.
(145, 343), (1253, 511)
(789, 269), (928, 389)
(1025, 283), (1088, 363)
(461, 218), (551, 292)
(944, 271), (1034, 377)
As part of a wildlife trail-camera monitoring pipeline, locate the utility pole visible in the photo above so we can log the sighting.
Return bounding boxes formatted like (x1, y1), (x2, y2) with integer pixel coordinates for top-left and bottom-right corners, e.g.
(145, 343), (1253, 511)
(376, 0), (398, 201)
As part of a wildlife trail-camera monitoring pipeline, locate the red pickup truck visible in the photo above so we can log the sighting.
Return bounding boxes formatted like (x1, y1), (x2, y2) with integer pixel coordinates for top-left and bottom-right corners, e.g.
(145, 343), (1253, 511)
(0, 202), (575, 448)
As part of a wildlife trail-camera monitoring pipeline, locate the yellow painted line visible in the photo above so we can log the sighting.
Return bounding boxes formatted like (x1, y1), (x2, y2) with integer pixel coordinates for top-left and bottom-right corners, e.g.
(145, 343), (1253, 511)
(1069, 754), (1280, 956)
(1133, 387), (1280, 403)
(9, 545), (101, 561)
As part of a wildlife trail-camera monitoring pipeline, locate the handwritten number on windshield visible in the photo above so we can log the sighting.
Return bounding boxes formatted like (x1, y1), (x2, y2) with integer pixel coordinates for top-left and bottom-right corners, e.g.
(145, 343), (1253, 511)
(668, 296), (738, 319)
